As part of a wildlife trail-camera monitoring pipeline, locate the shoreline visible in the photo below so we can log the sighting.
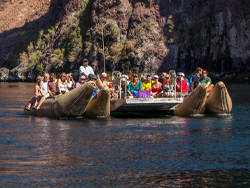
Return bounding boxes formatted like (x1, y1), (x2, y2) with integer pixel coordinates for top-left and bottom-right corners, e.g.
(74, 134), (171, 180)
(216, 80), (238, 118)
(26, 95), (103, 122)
(0, 71), (249, 84)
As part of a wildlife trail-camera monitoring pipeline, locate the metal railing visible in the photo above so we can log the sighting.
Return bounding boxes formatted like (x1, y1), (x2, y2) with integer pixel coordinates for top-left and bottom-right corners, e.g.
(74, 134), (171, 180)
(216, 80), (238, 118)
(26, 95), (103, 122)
(111, 70), (184, 99)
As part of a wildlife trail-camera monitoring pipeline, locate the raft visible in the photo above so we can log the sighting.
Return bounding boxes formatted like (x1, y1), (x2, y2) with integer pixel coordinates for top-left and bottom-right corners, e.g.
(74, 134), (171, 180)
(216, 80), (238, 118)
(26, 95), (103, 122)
(174, 81), (232, 116)
(205, 81), (232, 114)
(84, 86), (110, 118)
(24, 81), (96, 118)
(174, 84), (207, 116)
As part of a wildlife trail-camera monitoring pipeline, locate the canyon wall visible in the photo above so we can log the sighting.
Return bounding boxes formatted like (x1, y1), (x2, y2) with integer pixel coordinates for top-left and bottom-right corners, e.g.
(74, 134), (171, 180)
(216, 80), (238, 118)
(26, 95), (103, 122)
(0, 0), (249, 81)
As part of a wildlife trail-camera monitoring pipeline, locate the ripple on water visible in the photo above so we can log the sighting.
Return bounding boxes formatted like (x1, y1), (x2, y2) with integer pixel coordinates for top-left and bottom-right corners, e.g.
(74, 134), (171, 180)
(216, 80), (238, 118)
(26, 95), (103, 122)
(0, 83), (250, 187)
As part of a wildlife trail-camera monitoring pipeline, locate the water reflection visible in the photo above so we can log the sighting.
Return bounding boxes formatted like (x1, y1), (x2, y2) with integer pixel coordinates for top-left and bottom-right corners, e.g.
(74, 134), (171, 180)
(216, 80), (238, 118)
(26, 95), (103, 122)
(0, 83), (250, 186)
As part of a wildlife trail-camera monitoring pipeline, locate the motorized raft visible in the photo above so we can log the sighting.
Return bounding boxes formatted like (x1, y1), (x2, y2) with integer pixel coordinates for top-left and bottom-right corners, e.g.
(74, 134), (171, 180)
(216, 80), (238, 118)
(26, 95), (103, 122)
(110, 71), (232, 116)
(24, 81), (110, 118)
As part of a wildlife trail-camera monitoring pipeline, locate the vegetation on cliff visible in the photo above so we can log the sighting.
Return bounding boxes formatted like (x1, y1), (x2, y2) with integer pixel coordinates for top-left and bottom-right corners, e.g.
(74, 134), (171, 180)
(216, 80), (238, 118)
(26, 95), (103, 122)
(0, 0), (249, 82)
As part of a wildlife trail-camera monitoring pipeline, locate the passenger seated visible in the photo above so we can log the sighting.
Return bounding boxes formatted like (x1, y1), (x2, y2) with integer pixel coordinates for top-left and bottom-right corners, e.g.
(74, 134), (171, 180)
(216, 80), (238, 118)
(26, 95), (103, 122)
(114, 78), (127, 99)
(127, 74), (142, 97)
(199, 69), (214, 92)
(90, 74), (98, 82)
(36, 73), (58, 110)
(76, 75), (86, 88)
(190, 67), (203, 92)
(58, 72), (69, 94)
(157, 73), (174, 97)
(88, 75), (97, 96)
(142, 73), (154, 91)
(96, 72), (109, 94)
(41, 73), (49, 95)
(176, 72), (188, 97)
(25, 76), (44, 111)
(151, 75), (162, 97)
(67, 73), (75, 90)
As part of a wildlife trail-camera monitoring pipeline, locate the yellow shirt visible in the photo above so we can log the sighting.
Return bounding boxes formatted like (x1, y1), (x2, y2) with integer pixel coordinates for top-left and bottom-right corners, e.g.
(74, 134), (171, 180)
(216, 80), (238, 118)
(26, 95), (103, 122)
(142, 80), (155, 90)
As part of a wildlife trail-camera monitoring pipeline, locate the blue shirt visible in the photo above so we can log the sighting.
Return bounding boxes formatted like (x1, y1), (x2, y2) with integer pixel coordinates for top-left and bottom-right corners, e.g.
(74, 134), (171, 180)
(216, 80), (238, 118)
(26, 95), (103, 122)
(192, 74), (201, 89)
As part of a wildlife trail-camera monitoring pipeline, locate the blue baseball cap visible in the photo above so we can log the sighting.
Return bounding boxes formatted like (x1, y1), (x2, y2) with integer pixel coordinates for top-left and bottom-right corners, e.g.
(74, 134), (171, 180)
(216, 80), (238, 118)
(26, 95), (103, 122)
(147, 73), (152, 77)
(83, 59), (88, 62)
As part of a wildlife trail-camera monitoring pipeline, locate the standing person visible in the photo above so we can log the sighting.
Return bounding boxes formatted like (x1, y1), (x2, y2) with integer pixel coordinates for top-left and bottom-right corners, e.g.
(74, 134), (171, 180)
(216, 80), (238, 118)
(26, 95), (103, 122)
(57, 72), (69, 94)
(142, 73), (154, 90)
(75, 75), (86, 88)
(79, 59), (94, 79)
(127, 74), (142, 97)
(36, 73), (58, 110)
(190, 67), (203, 92)
(25, 76), (44, 111)
(151, 75), (162, 97)
(67, 73), (75, 90)
(199, 69), (214, 92)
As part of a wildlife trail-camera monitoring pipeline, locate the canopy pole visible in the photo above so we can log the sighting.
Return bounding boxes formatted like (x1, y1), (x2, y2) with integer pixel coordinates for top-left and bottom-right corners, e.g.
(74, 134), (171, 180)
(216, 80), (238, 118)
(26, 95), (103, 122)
(102, 24), (105, 73)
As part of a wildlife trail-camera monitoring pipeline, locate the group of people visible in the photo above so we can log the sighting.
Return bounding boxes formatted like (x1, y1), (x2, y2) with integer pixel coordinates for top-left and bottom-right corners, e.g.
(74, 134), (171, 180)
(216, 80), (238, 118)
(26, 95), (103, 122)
(25, 72), (76, 110)
(25, 57), (214, 110)
(116, 67), (214, 98)
(25, 59), (111, 111)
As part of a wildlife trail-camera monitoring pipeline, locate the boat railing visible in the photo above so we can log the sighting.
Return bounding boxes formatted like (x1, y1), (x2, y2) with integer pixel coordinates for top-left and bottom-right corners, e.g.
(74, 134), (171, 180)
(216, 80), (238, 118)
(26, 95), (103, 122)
(169, 70), (183, 98)
(111, 70), (184, 99)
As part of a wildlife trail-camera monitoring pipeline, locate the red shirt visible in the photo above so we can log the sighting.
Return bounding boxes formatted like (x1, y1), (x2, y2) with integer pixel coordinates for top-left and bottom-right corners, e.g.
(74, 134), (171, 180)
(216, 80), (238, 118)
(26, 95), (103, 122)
(176, 79), (188, 92)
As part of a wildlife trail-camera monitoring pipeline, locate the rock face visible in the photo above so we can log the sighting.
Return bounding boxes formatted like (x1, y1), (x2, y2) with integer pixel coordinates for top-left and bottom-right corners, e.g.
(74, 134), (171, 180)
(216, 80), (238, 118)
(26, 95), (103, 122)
(0, 0), (250, 81)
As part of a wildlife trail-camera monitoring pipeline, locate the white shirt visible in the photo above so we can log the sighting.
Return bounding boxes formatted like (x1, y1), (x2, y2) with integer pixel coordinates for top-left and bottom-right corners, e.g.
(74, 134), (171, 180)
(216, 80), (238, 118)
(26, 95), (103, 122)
(60, 80), (67, 92)
(41, 80), (48, 94)
(96, 79), (107, 94)
(67, 81), (74, 90)
(79, 65), (94, 77)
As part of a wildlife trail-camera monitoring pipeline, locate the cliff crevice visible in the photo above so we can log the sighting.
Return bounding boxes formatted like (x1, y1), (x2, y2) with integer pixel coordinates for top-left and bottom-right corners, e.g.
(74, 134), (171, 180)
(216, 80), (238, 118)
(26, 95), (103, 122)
(0, 0), (249, 82)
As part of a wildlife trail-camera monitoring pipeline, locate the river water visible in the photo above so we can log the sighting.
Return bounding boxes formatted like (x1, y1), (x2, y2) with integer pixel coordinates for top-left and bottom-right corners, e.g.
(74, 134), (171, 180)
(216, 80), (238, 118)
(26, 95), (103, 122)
(0, 82), (250, 187)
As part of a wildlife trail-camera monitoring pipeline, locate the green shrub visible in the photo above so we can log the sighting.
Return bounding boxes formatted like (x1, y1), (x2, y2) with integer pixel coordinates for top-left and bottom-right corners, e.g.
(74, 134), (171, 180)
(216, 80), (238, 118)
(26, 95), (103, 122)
(36, 63), (44, 74)
(51, 48), (65, 68)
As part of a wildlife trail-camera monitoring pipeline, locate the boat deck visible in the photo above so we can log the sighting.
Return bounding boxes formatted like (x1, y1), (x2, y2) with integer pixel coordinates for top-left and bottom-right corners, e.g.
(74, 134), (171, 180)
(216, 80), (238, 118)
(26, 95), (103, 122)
(110, 97), (183, 112)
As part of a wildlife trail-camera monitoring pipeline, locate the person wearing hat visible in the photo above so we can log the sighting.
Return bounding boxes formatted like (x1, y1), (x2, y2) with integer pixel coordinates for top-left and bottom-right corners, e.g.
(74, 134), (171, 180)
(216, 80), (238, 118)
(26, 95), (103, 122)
(142, 73), (155, 91)
(176, 72), (188, 97)
(115, 78), (127, 99)
(156, 72), (173, 97)
(127, 74), (142, 97)
(96, 72), (109, 94)
(151, 75), (162, 97)
(91, 74), (98, 81)
(75, 75), (86, 88)
(79, 58), (94, 79)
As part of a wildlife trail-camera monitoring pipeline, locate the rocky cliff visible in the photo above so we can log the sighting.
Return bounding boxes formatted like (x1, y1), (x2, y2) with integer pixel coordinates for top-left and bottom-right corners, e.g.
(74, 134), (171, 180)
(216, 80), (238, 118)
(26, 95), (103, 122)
(0, 0), (249, 82)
